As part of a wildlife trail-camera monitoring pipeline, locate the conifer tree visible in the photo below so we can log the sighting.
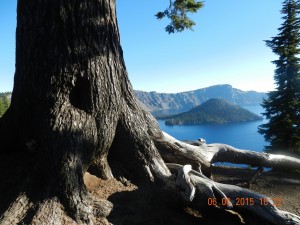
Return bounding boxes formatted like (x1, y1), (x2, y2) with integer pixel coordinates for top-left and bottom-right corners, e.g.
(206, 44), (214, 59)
(0, 95), (10, 117)
(259, 0), (300, 155)
(0, 98), (4, 117)
(2, 95), (10, 111)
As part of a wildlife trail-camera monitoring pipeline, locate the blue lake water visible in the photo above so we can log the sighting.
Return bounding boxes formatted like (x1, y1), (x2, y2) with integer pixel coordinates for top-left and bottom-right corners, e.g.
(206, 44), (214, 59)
(156, 106), (269, 153)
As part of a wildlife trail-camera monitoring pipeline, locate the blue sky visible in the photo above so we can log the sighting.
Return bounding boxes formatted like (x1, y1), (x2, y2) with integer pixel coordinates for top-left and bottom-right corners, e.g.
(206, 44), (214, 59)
(0, 0), (283, 93)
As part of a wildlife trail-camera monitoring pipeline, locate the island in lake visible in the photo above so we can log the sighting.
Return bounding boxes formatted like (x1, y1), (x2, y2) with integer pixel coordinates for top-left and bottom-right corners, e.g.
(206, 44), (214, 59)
(162, 98), (263, 126)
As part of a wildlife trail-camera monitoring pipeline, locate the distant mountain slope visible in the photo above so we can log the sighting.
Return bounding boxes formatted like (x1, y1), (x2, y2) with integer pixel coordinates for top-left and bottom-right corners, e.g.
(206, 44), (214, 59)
(134, 84), (266, 111)
(163, 98), (263, 126)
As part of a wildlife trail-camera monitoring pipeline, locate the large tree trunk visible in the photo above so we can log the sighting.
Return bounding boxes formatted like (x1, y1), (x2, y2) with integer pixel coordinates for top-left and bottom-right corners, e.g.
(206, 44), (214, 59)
(0, 0), (169, 224)
(1, 0), (300, 224)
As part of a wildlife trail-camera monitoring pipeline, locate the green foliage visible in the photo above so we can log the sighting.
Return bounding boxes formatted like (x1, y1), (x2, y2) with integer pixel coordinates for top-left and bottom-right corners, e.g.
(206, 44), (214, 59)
(156, 0), (204, 33)
(0, 93), (11, 117)
(259, 0), (300, 155)
(0, 101), (4, 117)
(164, 99), (262, 126)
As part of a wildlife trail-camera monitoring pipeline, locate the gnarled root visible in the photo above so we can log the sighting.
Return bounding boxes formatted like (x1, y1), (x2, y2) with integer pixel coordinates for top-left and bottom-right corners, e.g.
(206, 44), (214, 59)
(158, 132), (300, 172)
(0, 188), (112, 225)
(168, 163), (300, 225)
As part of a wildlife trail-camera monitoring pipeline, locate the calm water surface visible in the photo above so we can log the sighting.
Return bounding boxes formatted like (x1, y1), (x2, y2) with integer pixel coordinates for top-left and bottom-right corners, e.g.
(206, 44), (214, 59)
(156, 106), (269, 153)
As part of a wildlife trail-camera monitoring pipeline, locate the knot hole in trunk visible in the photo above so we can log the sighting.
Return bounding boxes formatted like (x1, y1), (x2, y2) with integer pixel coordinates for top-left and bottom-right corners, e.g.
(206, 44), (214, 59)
(69, 76), (92, 113)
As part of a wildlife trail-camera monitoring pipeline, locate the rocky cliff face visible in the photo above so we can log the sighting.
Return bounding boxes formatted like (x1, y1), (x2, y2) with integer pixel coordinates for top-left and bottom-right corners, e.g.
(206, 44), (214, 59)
(134, 84), (266, 111)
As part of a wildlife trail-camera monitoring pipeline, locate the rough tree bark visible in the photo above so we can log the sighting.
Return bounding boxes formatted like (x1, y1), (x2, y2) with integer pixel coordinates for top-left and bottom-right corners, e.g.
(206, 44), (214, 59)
(0, 0), (299, 225)
(0, 0), (169, 224)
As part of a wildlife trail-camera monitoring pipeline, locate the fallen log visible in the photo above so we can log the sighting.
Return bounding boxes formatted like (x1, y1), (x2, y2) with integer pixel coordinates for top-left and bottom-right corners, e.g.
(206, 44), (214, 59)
(157, 132), (300, 172)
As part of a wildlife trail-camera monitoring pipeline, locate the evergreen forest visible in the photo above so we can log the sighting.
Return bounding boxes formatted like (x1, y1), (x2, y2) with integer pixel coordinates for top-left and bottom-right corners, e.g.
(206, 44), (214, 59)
(0, 93), (10, 117)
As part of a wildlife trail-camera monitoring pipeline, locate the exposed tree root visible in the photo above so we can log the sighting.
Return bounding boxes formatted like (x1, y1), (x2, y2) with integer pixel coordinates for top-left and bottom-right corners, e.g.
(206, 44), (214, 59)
(0, 196), (110, 225)
(0, 192), (111, 225)
(0, 194), (33, 225)
(158, 131), (300, 172)
(153, 131), (300, 224)
(167, 163), (300, 225)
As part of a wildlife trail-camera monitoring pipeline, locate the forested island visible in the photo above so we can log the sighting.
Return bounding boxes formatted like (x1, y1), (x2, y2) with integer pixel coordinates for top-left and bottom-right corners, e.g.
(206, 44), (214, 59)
(162, 98), (262, 126)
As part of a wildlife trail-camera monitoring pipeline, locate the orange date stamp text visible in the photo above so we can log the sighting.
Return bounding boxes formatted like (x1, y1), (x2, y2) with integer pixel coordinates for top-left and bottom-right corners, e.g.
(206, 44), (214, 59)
(207, 197), (283, 207)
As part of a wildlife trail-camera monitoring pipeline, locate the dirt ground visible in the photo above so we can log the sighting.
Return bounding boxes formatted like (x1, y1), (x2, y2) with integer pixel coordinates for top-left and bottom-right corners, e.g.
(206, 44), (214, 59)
(84, 166), (300, 225)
